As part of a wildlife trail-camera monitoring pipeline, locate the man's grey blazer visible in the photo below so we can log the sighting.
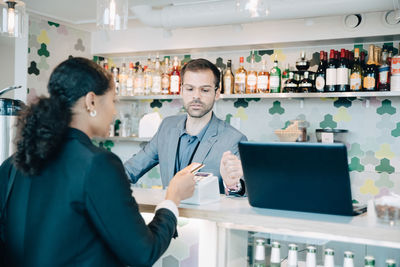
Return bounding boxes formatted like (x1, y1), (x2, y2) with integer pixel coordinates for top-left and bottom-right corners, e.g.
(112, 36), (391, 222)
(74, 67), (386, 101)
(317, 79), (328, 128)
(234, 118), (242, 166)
(124, 113), (247, 193)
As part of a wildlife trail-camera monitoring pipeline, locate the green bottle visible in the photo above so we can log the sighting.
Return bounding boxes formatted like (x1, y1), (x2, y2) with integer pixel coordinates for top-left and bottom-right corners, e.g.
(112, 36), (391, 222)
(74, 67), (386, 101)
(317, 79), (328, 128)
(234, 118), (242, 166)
(270, 56), (281, 93)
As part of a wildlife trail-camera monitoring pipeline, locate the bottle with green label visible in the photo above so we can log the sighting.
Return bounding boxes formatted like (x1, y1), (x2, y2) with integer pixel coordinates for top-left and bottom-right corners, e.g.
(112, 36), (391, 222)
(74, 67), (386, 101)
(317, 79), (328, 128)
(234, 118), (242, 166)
(386, 259), (396, 267)
(269, 55), (281, 93)
(343, 251), (354, 267)
(305, 246), (316, 267)
(253, 239), (266, 267)
(364, 256), (375, 267)
(287, 244), (298, 267)
(269, 241), (281, 267)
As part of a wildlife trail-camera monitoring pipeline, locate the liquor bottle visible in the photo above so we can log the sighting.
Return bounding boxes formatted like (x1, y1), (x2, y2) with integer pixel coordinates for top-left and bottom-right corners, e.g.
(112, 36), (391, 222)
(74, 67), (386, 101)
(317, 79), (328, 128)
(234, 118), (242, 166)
(281, 64), (290, 87)
(283, 71), (297, 93)
(119, 63), (128, 96)
(218, 66), (223, 93)
(325, 49), (337, 92)
(253, 239), (266, 267)
(134, 65), (144, 95)
(103, 59), (109, 71)
(386, 259), (396, 267)
(298, 71), (313, 93)
(170, 56), (181, 95)
(126, 62), (135, 96)
(364, 256), (375, 267)
(287, 244), (298, 267)
(296, 51), (310, 71)
(257, 60), (269, 93)
(337, 48), (349, 91)
(315, 51), (326, 92)
(269, 56), (281, 93)
(305, 246), (316, 267)
(223, 60), (234, 95)
(343, 251), (355, 267)
(234, 56), (247, 94)
(161, 58), (170, 95)
(374, 46), (382, 88)
(323, 248), (334, 267)
(269, 241), (281, 267)
(378, 49), (390, 91)
(152, 56), (162, 95)
(112, 66), (120, 95)
(350, 48), (363, 91)
(143, 57), (153, 95)
(247, 54), (258, 93)
(363, 45), (377, 91)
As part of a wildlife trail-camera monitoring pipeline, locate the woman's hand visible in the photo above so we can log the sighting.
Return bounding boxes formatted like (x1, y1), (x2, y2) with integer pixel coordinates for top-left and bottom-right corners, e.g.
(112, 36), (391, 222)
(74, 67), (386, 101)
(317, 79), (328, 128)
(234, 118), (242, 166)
(165, 163), (197, 206)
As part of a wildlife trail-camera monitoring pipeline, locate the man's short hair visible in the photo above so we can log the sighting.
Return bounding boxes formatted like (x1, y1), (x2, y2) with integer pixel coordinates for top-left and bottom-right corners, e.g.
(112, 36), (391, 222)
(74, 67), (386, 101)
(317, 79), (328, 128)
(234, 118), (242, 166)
(181, 58), (220, 90)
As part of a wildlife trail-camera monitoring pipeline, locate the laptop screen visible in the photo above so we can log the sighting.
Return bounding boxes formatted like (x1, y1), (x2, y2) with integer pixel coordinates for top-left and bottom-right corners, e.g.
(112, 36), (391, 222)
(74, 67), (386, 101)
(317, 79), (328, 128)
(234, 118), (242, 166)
(239, 141), (354, 216)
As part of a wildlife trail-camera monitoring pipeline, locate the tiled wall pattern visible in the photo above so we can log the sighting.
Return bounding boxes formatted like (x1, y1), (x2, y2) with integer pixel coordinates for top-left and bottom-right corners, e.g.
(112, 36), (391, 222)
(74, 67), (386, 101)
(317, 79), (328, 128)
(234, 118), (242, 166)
(110, 41), (400, 204)
(27, 17), (91, 100)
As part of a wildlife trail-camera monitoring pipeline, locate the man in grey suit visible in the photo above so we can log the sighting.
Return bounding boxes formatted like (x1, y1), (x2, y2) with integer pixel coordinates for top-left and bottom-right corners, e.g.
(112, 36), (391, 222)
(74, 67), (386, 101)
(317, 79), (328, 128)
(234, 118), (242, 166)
(125, 58), (247, 194)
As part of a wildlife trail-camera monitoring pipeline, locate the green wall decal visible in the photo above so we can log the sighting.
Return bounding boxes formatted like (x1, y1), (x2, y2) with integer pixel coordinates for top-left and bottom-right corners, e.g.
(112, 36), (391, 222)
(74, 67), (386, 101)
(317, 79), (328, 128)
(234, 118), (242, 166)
(319, 114), (337, 129)
(234, 98), (248, 108)
(349, 157), (364, 172)
(268, 101), (285, 115)
(160, 99), (173, 103)
(375, 158), (395, 174)
(215, 57), (226, 70)
(361, 151), (379, 166)
(28, 61), (40, 76)
(246, 50), (262, 63)
(48, 21), (60, 27)
(150, 99), (163, 108)
(38, 43), (50, 57)
(181, 54), (192, 65)
(310, 51), (320, 67)
(225, 113), (233, 124)
(392, 122), (400, 137)
(246, 98), (261, 102)
(375, 173), (394, 188)
(377, 99), (396, 115)
(333, 98), (352, 108)
(258, 49), (274, 56)
(348, 143), (364, 158)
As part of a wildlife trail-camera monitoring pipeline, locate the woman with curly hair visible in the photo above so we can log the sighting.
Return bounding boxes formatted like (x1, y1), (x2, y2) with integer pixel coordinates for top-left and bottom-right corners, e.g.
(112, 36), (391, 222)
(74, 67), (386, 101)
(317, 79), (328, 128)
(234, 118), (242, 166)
(0, 57), (195, 267)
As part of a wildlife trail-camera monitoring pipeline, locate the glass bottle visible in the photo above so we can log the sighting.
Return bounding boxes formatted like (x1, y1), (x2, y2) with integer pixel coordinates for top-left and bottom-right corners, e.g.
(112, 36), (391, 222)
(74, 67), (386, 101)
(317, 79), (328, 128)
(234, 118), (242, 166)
(296, 51), (310, 71)
(143, 57), (153, 95)
(298, 71), (313, 93)
(119, 63), (128, 96)
(363, 44), (376, 91)
(247, 54), (258, 93)
(325, 49), (337, 92)
(343, 251), (355, 267)
(161, 58), (170, 95)
(126, 62), (135, 96)
(281, 64), (290, 87)
(253, 239), (266, 267)
(378, 49), (390, 91)
(257, 60), (269, 93)
(235, 56), (247, 94)
(360, 51), (367, 74)
(152, 56), (162, 95)
(386, 259), (396, 267)
(112, 66), (120, 95)
(315, 51), (326, 92)
(223, 60), (234, 95)
(337, 48), (349, 92)
(269, 241), (281, 267)
(305, 246), (316, 267)
(283, 71), (297, 93)
(323, 248), (334, 267)
(364, 256), (375, 267)
(350, 48), (363, 91)
(287, 244), (298, 267)
(170, 56), (181, 95)
(269, 55), (281, 93)
(134, 65), (144, 96)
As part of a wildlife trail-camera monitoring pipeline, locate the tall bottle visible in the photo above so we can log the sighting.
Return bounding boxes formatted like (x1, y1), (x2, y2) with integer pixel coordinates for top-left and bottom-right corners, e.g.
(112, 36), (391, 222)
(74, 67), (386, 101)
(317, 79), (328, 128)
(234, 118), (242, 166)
(126, 62), (135, 96)
(143, 57), (153, 95)
(257, 60), (269, 93)
(247, 54), (258, 93)
(364, 256), (375, 267)
(325, 49), (337, 92)
(269, 56), (281, 93)
(363, 45), (377, 91)
(253, 239), (266, 267)
(350, 48), (363, 91)
(134, 65), (144, 95)
(343, 251), (355, 267)
(323, 248), (334, 267)
(234, 56), (247, 94)
(378, 49), (390, 91)
(337, 48), (349, 91)
(360, 51), (367, 74)
(112, 66), (120, 95)
(161, 58), (170, 95)
(305, 246), (316, 267)
(223, 60), (234, 95)
(269, 241), (281, 267)
(119, 63), (128, 96)
(315, 51), (326, 93)
(281, 64), (290, 88)
(386, 259), (396, 267)
(151, 56), (162, 95)
(287, 244), (298, 267)
(170, 56), (181, 95)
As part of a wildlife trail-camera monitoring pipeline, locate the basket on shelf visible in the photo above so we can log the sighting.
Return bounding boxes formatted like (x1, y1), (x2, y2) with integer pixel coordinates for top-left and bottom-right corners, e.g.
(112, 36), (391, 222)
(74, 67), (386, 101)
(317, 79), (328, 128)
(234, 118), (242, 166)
(274, 121), (301, 142)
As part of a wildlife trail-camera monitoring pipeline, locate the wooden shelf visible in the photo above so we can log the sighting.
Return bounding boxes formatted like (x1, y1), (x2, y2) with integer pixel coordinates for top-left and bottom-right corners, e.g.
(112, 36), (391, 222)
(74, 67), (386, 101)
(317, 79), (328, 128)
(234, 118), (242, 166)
(93, 136), (151, 142)
(117, 91), (400, 101)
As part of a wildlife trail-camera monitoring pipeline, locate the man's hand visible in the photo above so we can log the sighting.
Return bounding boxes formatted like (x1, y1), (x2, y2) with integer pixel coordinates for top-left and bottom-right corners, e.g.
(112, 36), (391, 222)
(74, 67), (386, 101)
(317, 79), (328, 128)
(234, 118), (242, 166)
(220, 151), (243, 188)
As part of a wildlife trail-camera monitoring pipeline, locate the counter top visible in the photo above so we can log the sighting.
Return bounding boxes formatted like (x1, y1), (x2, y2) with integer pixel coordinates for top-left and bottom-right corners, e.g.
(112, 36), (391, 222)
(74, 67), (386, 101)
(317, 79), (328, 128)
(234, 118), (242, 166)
(132, 188), (400, 248)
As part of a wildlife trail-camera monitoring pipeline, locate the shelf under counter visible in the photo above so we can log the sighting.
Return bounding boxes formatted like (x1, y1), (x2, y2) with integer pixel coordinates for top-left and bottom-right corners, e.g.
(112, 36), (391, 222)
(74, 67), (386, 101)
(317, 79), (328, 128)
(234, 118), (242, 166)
(132, 188), (400, 249)
(117, 91), (400, 101)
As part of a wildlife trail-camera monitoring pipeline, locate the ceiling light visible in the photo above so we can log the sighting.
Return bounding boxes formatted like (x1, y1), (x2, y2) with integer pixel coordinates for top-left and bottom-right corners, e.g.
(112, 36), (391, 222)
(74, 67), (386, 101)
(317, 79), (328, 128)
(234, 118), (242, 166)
(97, 0), (128, 31)
(236, 0), (269, 18)
(0, 0), (26, 38)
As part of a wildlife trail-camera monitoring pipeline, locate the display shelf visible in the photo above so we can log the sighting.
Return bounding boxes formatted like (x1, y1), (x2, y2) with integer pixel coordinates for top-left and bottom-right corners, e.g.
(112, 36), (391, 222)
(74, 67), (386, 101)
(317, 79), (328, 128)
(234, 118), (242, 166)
(117, 91), (400, 101)
(93, 136), (151, 142)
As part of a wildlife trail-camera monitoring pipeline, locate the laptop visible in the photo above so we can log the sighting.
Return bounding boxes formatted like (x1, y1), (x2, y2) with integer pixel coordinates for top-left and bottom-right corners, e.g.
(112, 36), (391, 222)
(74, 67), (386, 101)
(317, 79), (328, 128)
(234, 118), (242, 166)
(238, 141), (366, 216)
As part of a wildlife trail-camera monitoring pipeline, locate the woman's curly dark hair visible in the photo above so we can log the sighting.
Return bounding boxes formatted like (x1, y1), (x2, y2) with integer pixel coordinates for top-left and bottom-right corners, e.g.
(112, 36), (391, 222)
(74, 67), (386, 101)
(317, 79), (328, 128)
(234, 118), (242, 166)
(14, 57), (112, 175)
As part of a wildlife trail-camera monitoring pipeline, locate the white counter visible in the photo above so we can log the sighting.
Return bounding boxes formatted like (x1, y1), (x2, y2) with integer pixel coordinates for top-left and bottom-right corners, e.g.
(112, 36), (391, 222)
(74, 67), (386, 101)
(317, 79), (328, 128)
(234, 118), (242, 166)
(132, 188), (400, 249)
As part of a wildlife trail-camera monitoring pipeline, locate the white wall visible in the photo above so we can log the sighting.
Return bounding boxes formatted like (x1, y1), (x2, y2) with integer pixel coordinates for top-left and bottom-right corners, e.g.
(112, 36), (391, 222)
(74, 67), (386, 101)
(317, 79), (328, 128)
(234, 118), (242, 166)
(0, 36), (15, 99)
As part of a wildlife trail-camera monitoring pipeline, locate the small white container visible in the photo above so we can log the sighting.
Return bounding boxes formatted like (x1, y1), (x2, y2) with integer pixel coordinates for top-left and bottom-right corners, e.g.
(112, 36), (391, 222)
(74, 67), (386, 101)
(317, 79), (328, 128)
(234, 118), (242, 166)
(181, 175), (220, 205)
(390, 75), (400, 91)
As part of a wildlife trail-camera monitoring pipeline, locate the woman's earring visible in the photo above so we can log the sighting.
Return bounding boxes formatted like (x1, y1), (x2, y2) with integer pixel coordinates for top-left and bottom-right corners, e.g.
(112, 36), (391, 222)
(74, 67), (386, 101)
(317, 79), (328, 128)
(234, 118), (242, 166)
(90, 109), (97, 117)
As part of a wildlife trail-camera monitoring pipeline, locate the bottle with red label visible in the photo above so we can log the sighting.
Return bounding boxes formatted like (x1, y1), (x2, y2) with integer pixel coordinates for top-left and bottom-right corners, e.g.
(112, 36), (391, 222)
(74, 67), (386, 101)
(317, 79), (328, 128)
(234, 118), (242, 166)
(169, 56), (181, 95)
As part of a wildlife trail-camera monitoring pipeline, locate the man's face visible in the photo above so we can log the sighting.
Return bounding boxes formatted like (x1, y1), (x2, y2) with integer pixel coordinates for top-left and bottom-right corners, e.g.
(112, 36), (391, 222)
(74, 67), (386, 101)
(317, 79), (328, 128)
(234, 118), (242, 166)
(181, 69), (220, 119)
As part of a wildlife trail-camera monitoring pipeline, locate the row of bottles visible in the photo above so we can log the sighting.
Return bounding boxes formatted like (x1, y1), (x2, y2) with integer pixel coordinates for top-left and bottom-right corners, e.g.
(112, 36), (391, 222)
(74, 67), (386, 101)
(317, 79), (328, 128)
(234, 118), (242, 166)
(252, 239), (397, 267)
(100, 56), (182, 96)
